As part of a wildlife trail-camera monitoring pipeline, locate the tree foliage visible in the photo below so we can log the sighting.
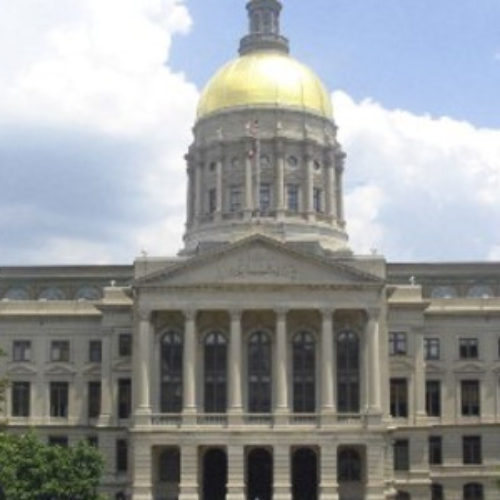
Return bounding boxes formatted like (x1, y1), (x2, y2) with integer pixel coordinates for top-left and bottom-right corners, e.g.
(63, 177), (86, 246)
(0, 432), (106, 500)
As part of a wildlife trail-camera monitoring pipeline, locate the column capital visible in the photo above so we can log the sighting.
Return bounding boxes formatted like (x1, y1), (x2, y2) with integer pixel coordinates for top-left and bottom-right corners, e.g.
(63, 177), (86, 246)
(366, 307), (381, 321)
(320, 308), (335, 319)
(229, 308), (243, 321)
(137, 307), (152, 322)
(275, 307), (289, 319)
(183, 309), (197, 322)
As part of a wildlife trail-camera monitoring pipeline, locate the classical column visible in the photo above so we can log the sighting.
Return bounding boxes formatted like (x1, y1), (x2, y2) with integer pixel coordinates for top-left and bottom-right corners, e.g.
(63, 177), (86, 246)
(275, 309), (289, 422)
(334, 150), (346, 225)
(275, 142), (285, 218)
(244, 145), (253, 218)
(305, 153), (315, 221)
(229, 310), (243, 420)
(227, 445), (245, 500)
(194, 161), (202, 226)
(98, 329), (112, 426)
(320, 445), (338, 500)
(325, 155), (336, 221)
(367, 309), (382, 416)
(273, 445), (291, 500)
(215, 157), (223, 222)
(183, 310), (197, 419)
(179, 445), (198, 500)
(134, 309), (152, 425)
(321, 309), (336, 421)
(414, 327), (426, 421)
(186, 162), (194, 227)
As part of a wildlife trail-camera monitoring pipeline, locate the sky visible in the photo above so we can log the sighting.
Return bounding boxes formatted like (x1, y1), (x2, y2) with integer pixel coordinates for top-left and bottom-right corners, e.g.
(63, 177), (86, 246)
(0, 0), (499, 265)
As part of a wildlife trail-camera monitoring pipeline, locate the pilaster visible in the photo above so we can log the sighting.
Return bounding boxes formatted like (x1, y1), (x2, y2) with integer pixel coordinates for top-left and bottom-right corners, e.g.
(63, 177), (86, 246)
(273, 445), (291, 500)
(227, 445), (245, 500)
(320, 445), (339, 500)
(179, 445), (198, 500)
(131, 439), (153, 500)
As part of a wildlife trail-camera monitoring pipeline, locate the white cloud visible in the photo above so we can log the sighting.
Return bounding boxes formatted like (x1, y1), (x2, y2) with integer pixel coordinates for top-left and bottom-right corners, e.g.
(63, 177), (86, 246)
(335, 91), (500, 261)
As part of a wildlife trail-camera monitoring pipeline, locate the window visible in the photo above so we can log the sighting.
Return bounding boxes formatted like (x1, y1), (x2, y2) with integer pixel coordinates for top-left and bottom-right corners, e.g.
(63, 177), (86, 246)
(50, 341), (69, 362)
(389, 332), (407, 356)
(12, 381), (30, 417)
(426, 380), (441, 417)
(394, 440), (409, 471)
(337, 331), (360, 413)
(463, 483), (483, 500)
(463, 436), (482, 464)
(87, 435), (99, 448)
(204, 332), (227, 413)
(287, 184), (299, 212)
(229, 185), (242, 213)
(390, 379), (408, 417)
(159, 448), (180, 483)
(208, 188), (216, 214)
(259, 183), (271, 212)
(13, 340), (31, 362)
(49, 436), (68, 447)
(337, 448), (362, 482)
(89, 340), (102, 363)
(161, 331), (183, 413)
(50, 382), (68, 417)
(118, 379), (131, 419)
(460, 338), (478, 359)
(88, 381), (101, 419)
(293, 331), (316, 413)
(248, 331), (271, 413)
(429, 436), (442, 465)
(431, 484), (444, 500)
(118, 334), (132, 357)
(313, 187), (322, 213)
(424, 338), (440, 360)
(116, 439), (128, 473)
(461, 380), (480, 416)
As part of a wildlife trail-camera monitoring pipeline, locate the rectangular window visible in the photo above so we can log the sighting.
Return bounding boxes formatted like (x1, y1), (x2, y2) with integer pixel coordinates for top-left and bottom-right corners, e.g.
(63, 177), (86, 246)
(461, 380), (480, 416)
(429, 436), (443, 465)
(424, 338), (440, 360)
(116, 439), (128, 473)
(459, 338), (478, 359)
(426, 380), (441, 417)
(389, 332), (407, 356)
(13, 340), (31, 362)
(259, 183), (271, 212)
(208, 188), (216, 214)
(118, 378), (132, 419)
(463, 436), (482, 464)
(229, 185), (242, 213)
(394, 439), (410, 471)
(89, 340), (102, 363)
(287, 184), (299, 212)
(118, 334), (132, 357)
(313, 187), (322, 213)
(50, 340), (70, 362)
(87, 435), (99, 448)
(49, 436), (68, 447)
(390, 378), (408, 417)
(11, 381), (30, 417)
(88, 381), (101, 419)
(50, 382), (69, 417)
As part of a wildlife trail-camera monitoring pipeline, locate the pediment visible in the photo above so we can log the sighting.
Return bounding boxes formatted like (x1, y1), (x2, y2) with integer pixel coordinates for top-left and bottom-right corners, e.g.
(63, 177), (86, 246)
(390, 358), (414, 372)
(426, 362), (446, 374)
(82, 363), (102, 376)
(453, 362), (485, 374)
(136, 235), (383, 288)
(7, 363), (38, 376)
(113, 359), (132, 372)
(45, 363), (76, 376)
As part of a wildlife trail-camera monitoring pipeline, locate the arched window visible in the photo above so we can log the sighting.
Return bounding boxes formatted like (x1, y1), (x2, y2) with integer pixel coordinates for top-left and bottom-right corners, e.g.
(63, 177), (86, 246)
(159, 448), (180, 483)
(431, 483), (444, 500)
(248, 331), (272, 413)
(337, 448), (362, 482)
(337, 331), (360, 413)
(464, 483), (483, 500)
(161, 331), (183, 413)
(293, 331), (316, 413)
(395, 492), (411, 500)
(204, 332), (227, 413)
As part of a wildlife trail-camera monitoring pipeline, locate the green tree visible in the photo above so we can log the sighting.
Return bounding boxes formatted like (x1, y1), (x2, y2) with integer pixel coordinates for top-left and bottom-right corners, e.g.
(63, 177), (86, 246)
(0, 432), (107, 500)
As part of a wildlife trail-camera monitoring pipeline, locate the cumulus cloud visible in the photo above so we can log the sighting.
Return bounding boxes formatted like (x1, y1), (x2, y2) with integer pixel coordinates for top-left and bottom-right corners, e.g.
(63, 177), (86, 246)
(0, 0), (197, 264)
(335, 91), (500, 261)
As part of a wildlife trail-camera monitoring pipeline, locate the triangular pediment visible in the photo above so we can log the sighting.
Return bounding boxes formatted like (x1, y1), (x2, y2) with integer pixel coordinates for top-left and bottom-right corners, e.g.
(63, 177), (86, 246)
(7, 364), (38, 376)
(136, 235), (383, 288)
(113, 359), (132, 372)
(426, 362), (446, 374)
(453, 362), (485, 374)
(45, 363), (76, 376)
(390, 358), (415, 372)
(83, 364), (102, 376)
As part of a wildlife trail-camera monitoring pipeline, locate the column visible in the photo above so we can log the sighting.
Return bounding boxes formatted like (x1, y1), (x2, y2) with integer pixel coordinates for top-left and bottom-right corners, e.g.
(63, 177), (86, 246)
(244, 146), (253, 218)
(229, 310), (243, 421)
(305, 154), (315, 220)
(275, 142), (285, 218)
(194, 162), (202, 226)
(131, 438), (153, 500)
(183, 310), (197, 420)
(414, 327), (426, 421)
(179, 445), (198, 500)
(321, 309), (336, 421)
(326, 159), (336, 221)
(215, 158), (223, 222)
(275, 309), (289, 422)
(273, 445), (291, 500)
(320, 445), (338, 500)
(186, 162), (194, 226)
(367, 309), (382, 416)
(98, 329), (112, 426)
(335, 151), (345, 225)
(134, 309), (152, 425)
(227, 445), (245, 500)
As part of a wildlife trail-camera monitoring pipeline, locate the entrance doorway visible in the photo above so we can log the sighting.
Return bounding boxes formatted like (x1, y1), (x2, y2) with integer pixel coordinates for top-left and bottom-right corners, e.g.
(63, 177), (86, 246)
(247, 448), (273, 500)
(337, 447), (365, 500)
(202, 448), (227, 500)
(292, 448), (318, 500)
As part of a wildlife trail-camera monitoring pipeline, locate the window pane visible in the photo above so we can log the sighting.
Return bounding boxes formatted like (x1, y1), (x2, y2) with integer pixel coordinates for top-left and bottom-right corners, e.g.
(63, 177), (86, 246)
(248, 331), (271, 413)
(161, 331), (183, 413)
(204, 332), (227, 413)
(293, 331), (316, 413)
(337, 331), (360, 413)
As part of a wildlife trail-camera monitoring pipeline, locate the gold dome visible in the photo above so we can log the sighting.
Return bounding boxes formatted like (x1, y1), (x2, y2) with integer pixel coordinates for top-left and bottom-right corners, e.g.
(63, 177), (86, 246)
(197, 51), (333, 120)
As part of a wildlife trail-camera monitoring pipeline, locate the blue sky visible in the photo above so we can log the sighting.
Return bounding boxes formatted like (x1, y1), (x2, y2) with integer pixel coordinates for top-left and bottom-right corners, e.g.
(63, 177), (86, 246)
(0, 0), (499, 265)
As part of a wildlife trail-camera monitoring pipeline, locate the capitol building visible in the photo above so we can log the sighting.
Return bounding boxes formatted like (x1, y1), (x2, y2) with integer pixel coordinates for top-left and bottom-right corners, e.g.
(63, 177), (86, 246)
(1, 1), (500, 499)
